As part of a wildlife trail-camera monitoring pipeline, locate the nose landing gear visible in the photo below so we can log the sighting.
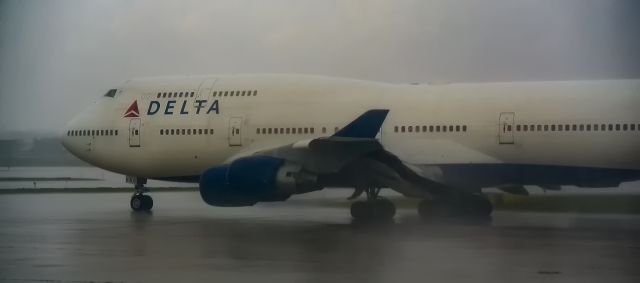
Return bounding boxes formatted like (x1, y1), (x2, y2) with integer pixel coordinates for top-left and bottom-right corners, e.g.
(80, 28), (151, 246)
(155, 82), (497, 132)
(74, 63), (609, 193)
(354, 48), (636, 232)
(350, 187), (396, 222)
(129, 177), (153, 212)
(130, 193), (153, 212)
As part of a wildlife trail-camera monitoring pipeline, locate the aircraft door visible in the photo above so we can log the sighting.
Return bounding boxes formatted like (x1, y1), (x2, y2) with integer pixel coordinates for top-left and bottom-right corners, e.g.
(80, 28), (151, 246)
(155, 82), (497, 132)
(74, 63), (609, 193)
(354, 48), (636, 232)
(228, 117), (243, 146)
(499, 112), (515, 144)
(129, 118), (141, 147)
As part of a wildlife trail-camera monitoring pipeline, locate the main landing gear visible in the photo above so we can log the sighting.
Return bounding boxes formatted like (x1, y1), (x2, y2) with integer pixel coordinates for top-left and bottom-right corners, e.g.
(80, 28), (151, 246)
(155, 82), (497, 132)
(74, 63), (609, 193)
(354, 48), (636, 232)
(350, 187), (396, 222)
(129, 177), (153, 212)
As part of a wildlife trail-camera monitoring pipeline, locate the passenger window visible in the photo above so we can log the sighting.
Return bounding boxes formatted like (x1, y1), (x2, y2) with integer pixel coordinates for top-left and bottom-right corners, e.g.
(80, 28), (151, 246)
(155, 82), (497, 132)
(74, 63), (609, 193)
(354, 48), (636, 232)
(209, 129), (214, 135)
(632, 124), (636, 131)
(593, 125), (598, 131)
(256, 128), (260, 134)
(268, 128), (272, 134)
(456, 125), (460, 132)
(579, 125), (584, 131)
(616, 124), (620, 131)
(586, 125), (591, 131)
(179, 92), (183, 98)
(285, 128), (290, 134)
(429, 126), (434, 132)
(160, 129), (164, 135)
(449, 126), (454, 132)
(537, 125), (542, 131)
(623, 124), (628, 131)
(213, 91), (217, 97)
(442, 126), (447, 132)
(517, 125), (521, 132)
(304, 128), (309, 134)
(523, 125), (528, 131)
(292, 128), (297, 134)
(401, 126), (406, 133)
(157, 93), (161, 98)
(334, 127), (339, 133)
(310, 128), (315, 134)
(408, 126), (413, 133)
(322, 127), (327, 134)
(415, 126), (420, 133)
(253, 90), (257, 96)
(435, 126), (440, 132)
(544, 125), (549, 131)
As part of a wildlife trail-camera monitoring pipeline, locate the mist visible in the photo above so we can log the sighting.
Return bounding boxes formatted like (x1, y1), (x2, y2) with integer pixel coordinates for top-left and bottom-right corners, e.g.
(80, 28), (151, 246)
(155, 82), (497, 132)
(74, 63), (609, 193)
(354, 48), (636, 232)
(1, 0), (639, 135)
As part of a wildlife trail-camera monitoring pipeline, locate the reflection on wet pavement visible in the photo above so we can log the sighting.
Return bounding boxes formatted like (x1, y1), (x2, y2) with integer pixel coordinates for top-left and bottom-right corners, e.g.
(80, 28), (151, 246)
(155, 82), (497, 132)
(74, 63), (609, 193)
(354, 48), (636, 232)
(1, 192), (639, 283)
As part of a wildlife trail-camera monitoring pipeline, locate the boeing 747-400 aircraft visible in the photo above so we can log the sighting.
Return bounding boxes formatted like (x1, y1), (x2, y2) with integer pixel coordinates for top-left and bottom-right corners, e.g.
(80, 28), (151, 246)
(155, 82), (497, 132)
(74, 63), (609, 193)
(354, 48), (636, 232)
(61, 74), (640, 220)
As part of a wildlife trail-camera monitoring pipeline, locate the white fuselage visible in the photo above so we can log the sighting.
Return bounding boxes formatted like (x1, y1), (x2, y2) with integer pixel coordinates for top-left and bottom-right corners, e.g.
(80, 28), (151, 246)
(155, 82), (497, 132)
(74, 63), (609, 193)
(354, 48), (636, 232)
(62, 74), (640, 188)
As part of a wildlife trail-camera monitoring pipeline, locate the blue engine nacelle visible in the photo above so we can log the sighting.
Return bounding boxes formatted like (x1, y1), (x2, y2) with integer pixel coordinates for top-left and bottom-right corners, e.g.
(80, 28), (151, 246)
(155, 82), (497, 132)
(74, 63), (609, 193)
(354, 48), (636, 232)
(199, 156), (320, 207)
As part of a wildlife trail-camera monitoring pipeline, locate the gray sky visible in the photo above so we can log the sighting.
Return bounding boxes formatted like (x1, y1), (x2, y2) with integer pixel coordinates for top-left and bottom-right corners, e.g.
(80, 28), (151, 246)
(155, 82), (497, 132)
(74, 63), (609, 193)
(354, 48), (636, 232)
(1, 0), (639, 135)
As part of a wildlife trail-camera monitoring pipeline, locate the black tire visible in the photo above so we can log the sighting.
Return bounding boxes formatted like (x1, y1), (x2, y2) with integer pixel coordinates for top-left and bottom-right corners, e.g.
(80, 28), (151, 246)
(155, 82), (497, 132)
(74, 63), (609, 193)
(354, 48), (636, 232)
(350, 201), (371, 220)
(141, 195), (154, 211)
(373, 198), (396, 220)
(130, 194), (143, 212)
(464, 194), (492, 217)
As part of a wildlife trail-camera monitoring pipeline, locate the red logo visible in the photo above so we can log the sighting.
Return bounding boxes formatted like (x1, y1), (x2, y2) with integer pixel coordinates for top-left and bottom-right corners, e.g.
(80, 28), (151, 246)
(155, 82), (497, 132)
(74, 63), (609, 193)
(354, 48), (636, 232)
(123, 101), (140, 118)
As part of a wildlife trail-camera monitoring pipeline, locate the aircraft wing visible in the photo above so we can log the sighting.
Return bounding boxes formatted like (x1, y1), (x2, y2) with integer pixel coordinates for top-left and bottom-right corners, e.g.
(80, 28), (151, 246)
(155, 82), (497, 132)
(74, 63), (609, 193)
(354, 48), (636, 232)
(224, 110), (450, 198)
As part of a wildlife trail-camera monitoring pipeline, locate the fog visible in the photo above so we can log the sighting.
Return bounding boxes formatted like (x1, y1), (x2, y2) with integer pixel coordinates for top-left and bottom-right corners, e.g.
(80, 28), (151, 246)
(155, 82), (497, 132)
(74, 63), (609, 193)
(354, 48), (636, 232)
(1, 0), (639, 135)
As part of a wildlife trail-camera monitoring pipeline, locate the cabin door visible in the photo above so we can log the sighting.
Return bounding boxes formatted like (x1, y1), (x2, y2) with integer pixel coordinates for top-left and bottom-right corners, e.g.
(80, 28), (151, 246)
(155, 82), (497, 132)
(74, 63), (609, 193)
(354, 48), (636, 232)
(228, 117), (243, 146)
(129, 118), (141, 147)
(499, 112), (515, 144)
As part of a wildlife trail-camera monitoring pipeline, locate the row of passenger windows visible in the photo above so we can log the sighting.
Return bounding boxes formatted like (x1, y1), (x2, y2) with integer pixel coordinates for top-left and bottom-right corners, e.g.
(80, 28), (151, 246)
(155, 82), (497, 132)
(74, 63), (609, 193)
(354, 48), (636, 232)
(67, 129), (118, 136)
(395, 125), (468, 133)
(155, 90), (259, 99)
(514, 123), (640, 132)
(160, 128), (214, 136)
(213, 90), (258, 97)
(257, 127), (340, 135)
(157, 91), (196, 98)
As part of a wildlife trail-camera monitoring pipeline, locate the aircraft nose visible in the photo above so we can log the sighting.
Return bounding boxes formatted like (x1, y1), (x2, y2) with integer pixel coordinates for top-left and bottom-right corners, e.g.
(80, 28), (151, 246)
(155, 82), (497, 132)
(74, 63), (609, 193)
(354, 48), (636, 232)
(61, 120), (73, 152)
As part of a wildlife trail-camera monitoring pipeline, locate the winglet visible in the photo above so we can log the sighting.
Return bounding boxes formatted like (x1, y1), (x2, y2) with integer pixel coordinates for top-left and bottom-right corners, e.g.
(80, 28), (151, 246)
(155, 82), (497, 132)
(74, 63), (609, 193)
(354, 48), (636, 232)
(333, 109), (390, 138)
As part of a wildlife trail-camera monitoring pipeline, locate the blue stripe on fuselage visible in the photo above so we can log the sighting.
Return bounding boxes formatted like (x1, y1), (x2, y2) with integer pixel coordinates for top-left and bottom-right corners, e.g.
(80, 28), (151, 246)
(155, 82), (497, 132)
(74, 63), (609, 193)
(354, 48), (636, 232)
(438, 163), (640, 188)
(152, 164), (640, 188)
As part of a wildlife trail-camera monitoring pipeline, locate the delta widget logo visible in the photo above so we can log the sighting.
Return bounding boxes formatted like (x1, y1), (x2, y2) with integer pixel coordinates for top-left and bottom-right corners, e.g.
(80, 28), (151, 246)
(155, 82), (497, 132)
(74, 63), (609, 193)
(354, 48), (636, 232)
(123, 101), (140, 118)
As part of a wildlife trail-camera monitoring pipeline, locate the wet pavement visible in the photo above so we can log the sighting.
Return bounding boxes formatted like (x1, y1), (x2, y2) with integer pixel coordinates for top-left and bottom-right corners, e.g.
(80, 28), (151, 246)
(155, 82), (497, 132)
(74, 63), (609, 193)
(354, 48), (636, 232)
(1, 191), (639, 283)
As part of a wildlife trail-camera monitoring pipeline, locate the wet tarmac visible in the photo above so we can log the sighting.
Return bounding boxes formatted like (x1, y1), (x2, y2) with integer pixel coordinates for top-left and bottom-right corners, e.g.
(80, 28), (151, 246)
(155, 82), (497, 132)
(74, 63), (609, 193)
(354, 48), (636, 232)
(1, 191), (639, 283)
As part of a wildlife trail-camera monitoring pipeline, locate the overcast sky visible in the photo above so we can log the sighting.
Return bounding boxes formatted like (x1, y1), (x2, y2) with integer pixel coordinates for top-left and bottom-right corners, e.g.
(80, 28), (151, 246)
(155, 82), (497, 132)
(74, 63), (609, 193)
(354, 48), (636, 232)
(0, 0), (639, 135)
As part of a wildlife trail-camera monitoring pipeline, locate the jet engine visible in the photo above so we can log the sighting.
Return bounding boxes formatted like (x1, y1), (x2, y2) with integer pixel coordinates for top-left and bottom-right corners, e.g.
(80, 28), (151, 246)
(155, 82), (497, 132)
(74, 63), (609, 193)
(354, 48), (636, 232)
(199, 156), (321, 207)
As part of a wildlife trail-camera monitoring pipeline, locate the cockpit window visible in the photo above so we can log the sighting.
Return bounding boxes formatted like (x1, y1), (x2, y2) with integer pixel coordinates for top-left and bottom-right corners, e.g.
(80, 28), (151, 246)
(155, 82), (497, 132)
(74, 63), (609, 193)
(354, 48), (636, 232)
(104, 89), (117, 97)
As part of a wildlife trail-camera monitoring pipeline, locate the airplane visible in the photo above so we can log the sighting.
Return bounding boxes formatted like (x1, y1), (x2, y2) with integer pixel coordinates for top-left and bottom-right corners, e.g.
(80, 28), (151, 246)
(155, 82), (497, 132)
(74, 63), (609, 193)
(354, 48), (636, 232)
(61, 74), (640, 221)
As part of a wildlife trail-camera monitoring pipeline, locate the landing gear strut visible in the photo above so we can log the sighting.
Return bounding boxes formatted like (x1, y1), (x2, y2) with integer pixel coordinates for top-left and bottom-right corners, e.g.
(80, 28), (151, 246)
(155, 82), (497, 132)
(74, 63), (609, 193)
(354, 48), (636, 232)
(417, 193), (492, 219)
(350, 187), (396, 221)
(129, 177), (153, 212)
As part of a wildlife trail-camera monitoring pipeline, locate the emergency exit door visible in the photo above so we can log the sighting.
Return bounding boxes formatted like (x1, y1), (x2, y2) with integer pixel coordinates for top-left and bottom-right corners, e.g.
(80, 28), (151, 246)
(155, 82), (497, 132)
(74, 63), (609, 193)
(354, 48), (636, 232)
(228, 117), (243, 146)
(129, 118), (141, 147)
(499, 112), (515, 144)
